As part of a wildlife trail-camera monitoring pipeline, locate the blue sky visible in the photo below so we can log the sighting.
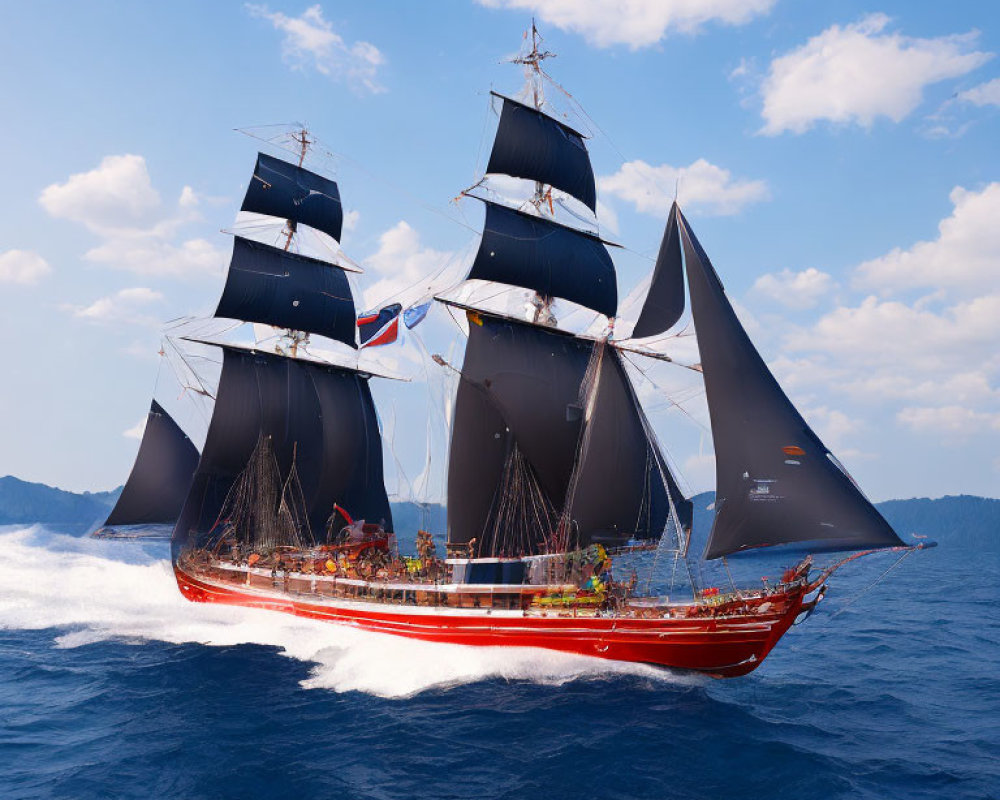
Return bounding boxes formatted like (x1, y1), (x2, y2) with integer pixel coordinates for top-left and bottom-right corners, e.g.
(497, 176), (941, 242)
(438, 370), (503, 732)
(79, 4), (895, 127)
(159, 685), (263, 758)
(1, 1), (997, 504)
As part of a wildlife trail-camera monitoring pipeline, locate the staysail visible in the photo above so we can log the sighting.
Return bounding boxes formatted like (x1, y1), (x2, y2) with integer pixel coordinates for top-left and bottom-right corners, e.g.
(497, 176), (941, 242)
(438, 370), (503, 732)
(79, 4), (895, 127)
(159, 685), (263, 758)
(105, 399), (200, 527)
(486, 93), (597, 212)
(172, 345), (391, 552)
(677, 205), (903, 559)
(631, 203), (685, 339)
(242, 152), (344, 242)
(467, 200), (617, 318)
(214, 236), (357, 348)
(567, 347), (692, 541)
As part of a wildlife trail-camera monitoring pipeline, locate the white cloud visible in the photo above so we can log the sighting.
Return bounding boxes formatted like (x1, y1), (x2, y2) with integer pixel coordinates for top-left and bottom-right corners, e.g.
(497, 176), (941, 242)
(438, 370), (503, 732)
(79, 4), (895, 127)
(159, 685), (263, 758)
(752, 268), (835, 308)
(70, 287), (164, 326)
(839, 371), (999, 408)
(361, 221), (456, 308)
(756, 184), (1000, 464)
(123, 415), (148, 440)
(40, 154), (227, 280)
(855, 183), (1000, 295)
(599, 158), (768, 217)
(802, 406), (861, 451)
(787, 293), (1000, 373)
(778, 290), (1000, 453)
(760, 14), (992, 135)
(39, 154), (159, 230)
(898, 405), (1000, 435)
(959, 76), (1000, 107)
(247, 4), (385, 93)
(85, 234), (226, 279)
(477, 0), (776, 48)
(342, 209), (360, 233)
(0, 250), (52, 284)
(178, 185), (199, 208)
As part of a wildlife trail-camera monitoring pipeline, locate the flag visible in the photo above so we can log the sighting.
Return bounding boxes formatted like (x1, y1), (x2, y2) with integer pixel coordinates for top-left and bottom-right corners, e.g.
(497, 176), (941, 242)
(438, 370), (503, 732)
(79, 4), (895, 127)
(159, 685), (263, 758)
(403, 299), (432, 329)
(357, 302), (402, 347)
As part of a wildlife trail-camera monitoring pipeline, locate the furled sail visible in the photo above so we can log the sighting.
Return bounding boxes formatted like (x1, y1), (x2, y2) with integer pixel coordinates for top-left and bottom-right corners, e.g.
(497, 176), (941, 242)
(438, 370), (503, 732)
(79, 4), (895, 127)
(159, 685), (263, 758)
(567, 347), (692, 543)
(467, 200), (617, 318)
(631, 203), (685, 339)
(241, 152), (344, 242)
(172, 345), (391, 553)
(105, 399), (200, 527)
(446, 313), (690, 554)
(215, 236), (357, 348)
(485, 93), (597, 212)
(677, 207), (903, 559)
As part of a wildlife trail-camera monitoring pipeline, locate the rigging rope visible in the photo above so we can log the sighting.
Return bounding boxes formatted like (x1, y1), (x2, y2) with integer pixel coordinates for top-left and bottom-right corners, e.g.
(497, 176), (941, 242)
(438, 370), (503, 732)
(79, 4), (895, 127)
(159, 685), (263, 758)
(823, 549), (915, 622)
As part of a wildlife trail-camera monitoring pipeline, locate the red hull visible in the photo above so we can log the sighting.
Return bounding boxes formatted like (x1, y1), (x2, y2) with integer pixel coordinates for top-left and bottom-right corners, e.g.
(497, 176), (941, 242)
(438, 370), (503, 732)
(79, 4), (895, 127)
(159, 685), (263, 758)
(173, 563), (805, 677)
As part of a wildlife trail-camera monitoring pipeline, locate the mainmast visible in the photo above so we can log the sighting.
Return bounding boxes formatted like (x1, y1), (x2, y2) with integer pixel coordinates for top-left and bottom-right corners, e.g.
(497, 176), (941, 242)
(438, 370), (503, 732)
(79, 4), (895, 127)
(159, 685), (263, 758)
(442, 25), (692, 558)
(511, 21), (559, 325)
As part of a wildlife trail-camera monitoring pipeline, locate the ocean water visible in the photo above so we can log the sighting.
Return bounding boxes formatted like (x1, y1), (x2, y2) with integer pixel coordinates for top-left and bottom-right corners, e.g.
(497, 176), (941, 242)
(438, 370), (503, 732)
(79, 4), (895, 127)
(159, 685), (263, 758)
(0, 525), (996, 800)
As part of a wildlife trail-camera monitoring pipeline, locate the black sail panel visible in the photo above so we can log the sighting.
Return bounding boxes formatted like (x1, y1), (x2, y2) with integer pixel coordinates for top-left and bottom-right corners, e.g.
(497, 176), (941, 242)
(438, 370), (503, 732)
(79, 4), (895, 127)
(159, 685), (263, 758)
(468, 201), (617, 318)
(632, 203), (685, 339)
(568, 349), (692, 547)
(215, 236), (357, 348)
(446, 314), (593, 553)
(446, 370), (513, 551)
(173, 347), (266, 551)
(309, 368), (393, 532)
(242, 152), (344, 242)
(677, 210), (904, 559)
(105, 400), (200, 526)
(486, 94), (597, 212)
(172, 347), (390, 552)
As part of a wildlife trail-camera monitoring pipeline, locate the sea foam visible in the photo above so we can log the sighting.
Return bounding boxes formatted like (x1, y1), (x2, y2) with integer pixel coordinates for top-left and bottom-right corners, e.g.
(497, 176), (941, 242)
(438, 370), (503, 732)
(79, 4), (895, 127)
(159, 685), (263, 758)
(0, 527), (697, 698)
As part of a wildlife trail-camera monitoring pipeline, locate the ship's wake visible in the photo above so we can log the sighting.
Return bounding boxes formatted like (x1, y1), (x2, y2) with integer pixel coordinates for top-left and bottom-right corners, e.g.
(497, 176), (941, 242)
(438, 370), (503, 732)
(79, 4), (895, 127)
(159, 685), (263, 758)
(0, 526), (701, 698)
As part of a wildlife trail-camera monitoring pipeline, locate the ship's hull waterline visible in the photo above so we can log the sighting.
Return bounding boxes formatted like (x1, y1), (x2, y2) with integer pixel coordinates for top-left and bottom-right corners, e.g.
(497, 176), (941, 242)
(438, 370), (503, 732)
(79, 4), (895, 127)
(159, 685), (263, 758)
(173, 560), (809, 678)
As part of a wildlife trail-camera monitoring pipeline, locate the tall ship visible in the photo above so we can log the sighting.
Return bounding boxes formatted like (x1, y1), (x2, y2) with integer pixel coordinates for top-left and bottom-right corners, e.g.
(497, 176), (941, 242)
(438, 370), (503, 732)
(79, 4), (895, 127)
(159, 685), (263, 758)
(169, 29), (932, 677)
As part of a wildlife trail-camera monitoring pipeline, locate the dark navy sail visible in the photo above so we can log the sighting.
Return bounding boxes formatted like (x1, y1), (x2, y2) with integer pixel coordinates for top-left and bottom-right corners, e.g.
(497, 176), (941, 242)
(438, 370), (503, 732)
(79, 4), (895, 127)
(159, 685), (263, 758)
(677, 208), (903, 559)
(447, 313), (591, 555)
(467, 200), (617, 318)
(568, 347), (692, 544)
(631, 203), (685, 339)
(105, 400), (200, 527)
(172, 346), (390, 552)
(242, 152), (344, 242)
(446, 313), (690, 554)
(215, 236), (357, 348)
(308, 362), (393, 531)
(486, 93), (597, 212)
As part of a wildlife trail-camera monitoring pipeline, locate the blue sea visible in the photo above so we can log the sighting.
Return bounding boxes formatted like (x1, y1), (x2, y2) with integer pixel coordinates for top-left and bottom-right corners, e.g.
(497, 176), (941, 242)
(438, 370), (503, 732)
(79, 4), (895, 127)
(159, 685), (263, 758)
(0, 524), (997, 800)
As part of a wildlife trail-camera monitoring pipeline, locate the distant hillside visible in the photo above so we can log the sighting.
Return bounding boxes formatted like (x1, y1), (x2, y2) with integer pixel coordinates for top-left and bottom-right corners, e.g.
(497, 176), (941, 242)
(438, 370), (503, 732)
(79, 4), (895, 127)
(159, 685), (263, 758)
(877, 495), (998, 547)
(0, 476), (121, 533)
